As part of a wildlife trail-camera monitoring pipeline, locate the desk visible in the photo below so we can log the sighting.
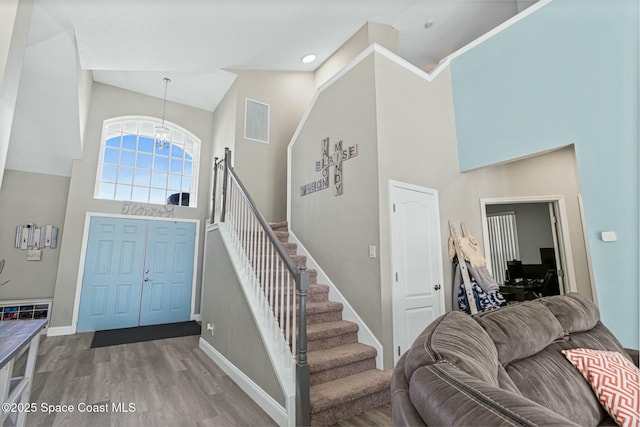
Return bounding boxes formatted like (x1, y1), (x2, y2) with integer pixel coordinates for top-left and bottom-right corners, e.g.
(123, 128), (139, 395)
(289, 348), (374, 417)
(500, 282), (543, 302)
(0, 319), (47, 427)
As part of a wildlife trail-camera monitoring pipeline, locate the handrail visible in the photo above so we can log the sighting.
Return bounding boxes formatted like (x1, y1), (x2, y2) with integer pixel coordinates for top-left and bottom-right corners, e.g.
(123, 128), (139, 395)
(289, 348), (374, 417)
(227, 168), (302, 281)
(212, 147), (310, 426)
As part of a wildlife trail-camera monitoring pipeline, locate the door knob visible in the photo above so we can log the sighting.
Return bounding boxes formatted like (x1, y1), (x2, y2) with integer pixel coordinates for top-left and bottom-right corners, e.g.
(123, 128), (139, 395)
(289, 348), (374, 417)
(434, 284), (441, 291)
(144, 277), (151, 282)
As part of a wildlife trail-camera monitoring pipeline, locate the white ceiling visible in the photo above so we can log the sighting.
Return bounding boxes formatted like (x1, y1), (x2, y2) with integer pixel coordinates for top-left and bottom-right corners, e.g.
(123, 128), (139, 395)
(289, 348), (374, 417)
(6, 0), (537, 177)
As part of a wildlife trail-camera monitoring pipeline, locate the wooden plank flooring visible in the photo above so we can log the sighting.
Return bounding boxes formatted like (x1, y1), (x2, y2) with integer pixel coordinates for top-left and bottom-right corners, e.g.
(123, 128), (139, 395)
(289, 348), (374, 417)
(8, 333), (392, 427)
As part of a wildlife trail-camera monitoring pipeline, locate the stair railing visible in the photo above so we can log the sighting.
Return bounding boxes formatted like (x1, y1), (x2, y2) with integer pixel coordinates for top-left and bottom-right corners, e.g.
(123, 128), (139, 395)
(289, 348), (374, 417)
(212, 147), (310, 426)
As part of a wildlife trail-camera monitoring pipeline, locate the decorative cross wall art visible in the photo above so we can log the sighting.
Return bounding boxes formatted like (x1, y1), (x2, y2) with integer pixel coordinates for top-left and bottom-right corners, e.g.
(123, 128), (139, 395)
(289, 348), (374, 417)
(300, 137), (358, 197)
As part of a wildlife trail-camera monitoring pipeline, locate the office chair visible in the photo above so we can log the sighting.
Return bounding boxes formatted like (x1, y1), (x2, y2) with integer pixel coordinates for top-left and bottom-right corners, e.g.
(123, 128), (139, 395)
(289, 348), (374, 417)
(532, 269), (558, 298)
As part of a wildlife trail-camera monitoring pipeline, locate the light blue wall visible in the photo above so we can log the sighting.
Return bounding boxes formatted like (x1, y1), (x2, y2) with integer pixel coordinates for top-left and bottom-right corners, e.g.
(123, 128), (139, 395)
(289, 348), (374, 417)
(450, 0), (639, 347)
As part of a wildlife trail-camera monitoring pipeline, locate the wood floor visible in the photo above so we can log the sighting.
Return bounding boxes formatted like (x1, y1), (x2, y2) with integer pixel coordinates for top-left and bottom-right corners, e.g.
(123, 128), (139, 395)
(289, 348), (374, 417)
(9, 333), (392, 427)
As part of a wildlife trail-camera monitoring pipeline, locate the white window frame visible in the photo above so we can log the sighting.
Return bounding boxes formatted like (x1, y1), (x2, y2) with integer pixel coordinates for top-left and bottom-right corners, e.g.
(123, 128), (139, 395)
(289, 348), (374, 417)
(94, 116), (201, 207)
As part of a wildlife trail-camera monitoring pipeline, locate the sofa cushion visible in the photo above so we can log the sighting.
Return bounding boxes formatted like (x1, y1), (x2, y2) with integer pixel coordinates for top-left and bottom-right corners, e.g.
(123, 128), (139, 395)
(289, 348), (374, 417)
(404, 311), (502, 388)
(506, 340), (609, 426)
(567, 323), (631, 361)
(391, 353), (426, 427)
(474, 300), (564, 364)
(538, 293), (600, 333)
(408, 361), (581, 427)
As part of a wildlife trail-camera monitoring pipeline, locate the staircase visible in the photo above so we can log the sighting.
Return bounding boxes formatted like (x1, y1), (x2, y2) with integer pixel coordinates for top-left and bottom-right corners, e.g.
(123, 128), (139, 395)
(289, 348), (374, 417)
(270, 221), (392, 426)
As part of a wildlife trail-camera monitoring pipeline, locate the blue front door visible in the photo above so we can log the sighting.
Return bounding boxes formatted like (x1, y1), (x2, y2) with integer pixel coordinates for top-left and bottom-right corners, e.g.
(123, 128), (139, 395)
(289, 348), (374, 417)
(139, 221), (196, 326)
(77, 217), (196, 332)
(77, 217), (147, 332)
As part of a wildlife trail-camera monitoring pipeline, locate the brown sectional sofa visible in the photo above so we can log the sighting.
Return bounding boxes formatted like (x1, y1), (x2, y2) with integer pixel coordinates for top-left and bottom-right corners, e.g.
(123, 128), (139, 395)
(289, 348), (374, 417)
(391, 293), (639, 426)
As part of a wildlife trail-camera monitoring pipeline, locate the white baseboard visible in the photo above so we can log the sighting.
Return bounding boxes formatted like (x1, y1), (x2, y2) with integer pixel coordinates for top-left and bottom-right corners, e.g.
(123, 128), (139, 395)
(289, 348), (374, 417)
(198, 337), (288, 426)
(46, 325), (75, 337)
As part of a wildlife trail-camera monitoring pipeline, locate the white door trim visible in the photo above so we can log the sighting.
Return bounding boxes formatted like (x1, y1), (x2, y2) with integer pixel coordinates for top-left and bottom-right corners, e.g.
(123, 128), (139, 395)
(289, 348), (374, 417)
(70, 212), (200, 335)
(577, 195), (598, 306)
(479, 196), (578, 294)
(389, 180), (445, 364)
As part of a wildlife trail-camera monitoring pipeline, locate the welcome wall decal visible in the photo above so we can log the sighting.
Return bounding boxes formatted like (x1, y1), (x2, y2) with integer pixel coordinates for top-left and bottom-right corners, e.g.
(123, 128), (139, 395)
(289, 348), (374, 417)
(300, 137), (358, 197)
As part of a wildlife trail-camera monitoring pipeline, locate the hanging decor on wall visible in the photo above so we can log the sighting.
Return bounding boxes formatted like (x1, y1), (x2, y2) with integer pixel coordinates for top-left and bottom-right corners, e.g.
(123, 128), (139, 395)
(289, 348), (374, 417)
(14, 224), (58, 261)
(300, 137), (358, 197)
(122, 201), (175, 217)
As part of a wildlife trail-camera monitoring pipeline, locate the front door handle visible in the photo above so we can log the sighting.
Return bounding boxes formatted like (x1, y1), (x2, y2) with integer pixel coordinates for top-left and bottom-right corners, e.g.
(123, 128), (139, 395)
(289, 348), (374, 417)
(144, 277), (152, 282)
(434, 284), (441, 291)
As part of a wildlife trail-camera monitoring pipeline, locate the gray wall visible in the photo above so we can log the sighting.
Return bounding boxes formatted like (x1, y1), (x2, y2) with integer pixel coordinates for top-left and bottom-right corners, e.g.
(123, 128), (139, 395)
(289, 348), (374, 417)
(290, 55), (383, 356)
(0, 170), (69, 300)
(201, 227), (285, 406)
(50, 82), (214, 329)
(314, 21), (398, 88)
(290, 50), (592, 368)
(211, 70), (315, 223)
(374, 51), (592, 315)
(486, 203), (554, 264)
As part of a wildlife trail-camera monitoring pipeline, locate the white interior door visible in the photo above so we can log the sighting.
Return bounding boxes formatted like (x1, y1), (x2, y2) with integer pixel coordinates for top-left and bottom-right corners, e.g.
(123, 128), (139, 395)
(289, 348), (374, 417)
(390, 182), (445, 363)
(548, 202), (566, 293)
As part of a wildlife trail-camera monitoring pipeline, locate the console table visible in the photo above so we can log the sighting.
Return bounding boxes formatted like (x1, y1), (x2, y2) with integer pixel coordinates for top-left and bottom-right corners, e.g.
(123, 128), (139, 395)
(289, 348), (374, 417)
(0, 319), (47, 427)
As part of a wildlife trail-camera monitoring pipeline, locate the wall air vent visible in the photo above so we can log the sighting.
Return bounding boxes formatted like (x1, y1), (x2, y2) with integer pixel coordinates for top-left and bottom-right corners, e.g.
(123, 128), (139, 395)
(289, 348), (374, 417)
(244, 98), (270, 144)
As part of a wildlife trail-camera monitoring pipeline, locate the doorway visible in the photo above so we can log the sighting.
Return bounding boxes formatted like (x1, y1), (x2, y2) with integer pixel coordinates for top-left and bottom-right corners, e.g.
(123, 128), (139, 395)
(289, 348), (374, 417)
(390, 181), (445, 364)
(76, 216), (196, 332)
(480, 196), (578, 299)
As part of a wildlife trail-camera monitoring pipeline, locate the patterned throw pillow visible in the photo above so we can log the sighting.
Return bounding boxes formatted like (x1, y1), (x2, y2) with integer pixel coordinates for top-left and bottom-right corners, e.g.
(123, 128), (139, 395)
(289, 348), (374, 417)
(562, 348), (639, 427)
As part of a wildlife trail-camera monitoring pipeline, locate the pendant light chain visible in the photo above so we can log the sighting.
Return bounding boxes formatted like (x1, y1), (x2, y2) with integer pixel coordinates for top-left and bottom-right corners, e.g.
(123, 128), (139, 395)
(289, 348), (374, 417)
(154, 77), (171, 150)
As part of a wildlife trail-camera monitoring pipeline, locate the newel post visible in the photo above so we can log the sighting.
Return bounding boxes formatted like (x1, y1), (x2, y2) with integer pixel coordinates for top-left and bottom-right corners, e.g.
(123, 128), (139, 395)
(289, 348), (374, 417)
(211, 156), (219, 224)
(220, 147), (231, 222)
(296, 267), (310, 426)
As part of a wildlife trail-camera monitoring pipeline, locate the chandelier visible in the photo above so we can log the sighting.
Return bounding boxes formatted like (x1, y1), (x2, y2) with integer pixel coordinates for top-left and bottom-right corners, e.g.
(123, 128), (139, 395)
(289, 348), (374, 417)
(154, 77), (171, 150)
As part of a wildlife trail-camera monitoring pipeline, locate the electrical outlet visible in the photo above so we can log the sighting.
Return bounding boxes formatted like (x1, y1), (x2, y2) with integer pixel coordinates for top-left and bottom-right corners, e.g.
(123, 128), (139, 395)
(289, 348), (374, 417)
(207, 323), (214, 336)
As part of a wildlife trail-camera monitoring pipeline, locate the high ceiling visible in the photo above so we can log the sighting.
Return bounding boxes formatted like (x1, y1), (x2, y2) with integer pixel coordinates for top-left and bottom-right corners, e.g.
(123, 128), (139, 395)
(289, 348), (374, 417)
(6, 0), (537, 176)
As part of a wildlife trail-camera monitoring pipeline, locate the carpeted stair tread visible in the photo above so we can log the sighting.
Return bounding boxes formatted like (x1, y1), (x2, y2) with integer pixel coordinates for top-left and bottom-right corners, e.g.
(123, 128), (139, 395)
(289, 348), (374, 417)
(261, 252), (307, 267)
(280, 242), (298, 255)
(305, 301), (343, 315)
(269, 221), (288, 231)
(310, 388), (389, 426)
(308, 343), (375, 373)
(307, 320), (358, 341)
(310, 368), (393, 414)
(274, 230), (289, 242)
(257, 268), (318, 283)
(285, 300), (342, 316)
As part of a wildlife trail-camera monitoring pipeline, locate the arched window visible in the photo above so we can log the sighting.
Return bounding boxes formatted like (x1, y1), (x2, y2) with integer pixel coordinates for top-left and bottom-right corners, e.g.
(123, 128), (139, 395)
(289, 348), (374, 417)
(94, 116), (200, 207)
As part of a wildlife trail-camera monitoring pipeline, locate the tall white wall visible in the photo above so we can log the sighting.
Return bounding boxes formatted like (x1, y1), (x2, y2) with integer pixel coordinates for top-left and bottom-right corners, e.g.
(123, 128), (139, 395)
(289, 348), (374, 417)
(50, 83), (214, 329)
(0, 0), (33, 189)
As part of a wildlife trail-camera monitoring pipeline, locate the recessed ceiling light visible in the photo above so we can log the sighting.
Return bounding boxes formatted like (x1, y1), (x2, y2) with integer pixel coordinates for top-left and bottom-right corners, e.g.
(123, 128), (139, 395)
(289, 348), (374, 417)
(301, 54), (317, 64)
